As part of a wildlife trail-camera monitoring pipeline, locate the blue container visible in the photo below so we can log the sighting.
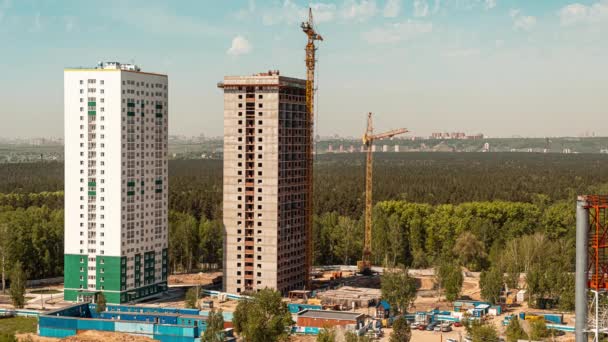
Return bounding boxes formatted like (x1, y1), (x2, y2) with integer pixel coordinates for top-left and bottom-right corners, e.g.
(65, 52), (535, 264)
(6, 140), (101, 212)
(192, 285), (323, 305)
(542, 314), (563, 324)
(519, 312), (526, 320)
(39, 327), (77, 338)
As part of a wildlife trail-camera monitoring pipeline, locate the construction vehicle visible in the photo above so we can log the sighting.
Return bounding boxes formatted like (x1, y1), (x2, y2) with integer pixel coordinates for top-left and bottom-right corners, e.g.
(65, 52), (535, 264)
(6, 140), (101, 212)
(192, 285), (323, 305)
(357, 113), (408, 274)
(301, 8), (323, 289)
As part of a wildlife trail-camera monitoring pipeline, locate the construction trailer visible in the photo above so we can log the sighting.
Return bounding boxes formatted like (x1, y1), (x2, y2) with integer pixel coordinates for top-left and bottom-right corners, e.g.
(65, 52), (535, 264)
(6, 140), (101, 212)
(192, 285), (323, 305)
(38, 303), (234, 341)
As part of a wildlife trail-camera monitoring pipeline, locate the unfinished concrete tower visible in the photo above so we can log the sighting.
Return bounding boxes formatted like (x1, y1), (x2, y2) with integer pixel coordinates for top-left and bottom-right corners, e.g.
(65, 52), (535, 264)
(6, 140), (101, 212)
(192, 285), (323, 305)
(219, 71), (310, 295)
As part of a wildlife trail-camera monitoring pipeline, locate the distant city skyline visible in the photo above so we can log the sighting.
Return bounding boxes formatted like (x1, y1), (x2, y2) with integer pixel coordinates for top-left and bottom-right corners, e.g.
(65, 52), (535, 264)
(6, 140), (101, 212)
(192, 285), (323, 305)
(0, 0), (606, 138)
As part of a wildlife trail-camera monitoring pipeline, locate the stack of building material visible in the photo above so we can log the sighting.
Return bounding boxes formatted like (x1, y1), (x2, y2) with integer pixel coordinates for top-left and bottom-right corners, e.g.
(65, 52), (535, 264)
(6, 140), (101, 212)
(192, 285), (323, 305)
(317, 287), (382, 308)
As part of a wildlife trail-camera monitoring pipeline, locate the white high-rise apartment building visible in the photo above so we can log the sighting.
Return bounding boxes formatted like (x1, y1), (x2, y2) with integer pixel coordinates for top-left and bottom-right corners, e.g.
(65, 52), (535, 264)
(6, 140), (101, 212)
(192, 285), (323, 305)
(64, 62), (168, 304)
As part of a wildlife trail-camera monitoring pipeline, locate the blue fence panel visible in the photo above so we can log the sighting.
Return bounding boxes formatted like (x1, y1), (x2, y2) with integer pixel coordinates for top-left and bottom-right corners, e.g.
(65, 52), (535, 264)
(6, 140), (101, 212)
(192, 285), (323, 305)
(39, 327), (77, 338)
(154, 335), (194, 342)
(288, 303), (322, 313)
(39, 316), (78, 329)
(115, 321), (155, 334)
(77, 318), (115, 331)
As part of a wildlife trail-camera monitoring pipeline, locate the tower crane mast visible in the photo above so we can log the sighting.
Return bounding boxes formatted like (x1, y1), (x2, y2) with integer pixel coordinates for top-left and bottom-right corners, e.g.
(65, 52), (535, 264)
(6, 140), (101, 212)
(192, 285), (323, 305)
(302, 8), (323, 289)
(358, 113), (408, 274)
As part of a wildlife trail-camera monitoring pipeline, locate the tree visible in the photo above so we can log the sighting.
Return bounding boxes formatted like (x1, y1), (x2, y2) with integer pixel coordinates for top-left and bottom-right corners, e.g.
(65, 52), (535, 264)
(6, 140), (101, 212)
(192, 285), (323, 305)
(9, 261), (26, 308)
(381, 267), (417, 314)
(316, 327), (336, 342)
(480, 266), (503, 305)
(0, 333), (17, 342)
(232, 288), (293, 342)
(0, 222), (8, 294)
(390, 316), (411, 342)
(529, 320), (549, 341)
(437, 261), (463, 302)
(452, 231), (486, 271)
(96, 292), (107, 313)
(467, 320), (498, 342)
(344, 331), (371, 342)
(199, 217), (223, 268)
(505, 317), (527, 342)
(202, 309), (225, 342)
(185, 287), (199, 309)
(386, 214), (404, 267)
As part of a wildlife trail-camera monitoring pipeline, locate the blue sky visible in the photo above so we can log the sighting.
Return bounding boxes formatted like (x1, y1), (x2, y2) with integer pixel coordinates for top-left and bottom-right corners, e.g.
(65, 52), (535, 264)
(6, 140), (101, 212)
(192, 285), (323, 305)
(0, 0), (606, 138)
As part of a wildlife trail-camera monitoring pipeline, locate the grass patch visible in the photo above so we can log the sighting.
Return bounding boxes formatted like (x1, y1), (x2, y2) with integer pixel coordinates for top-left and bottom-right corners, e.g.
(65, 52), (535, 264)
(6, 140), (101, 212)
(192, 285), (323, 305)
(0, 317), (38, 335)
(29, 289), (61, 295)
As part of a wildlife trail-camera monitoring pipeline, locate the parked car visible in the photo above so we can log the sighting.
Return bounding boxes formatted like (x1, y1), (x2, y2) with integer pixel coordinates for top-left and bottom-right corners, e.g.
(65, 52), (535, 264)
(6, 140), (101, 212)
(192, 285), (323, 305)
(441, 325), (452, 332)
(453, 322), (462, 327)
(417, 324), (427, 330)
(410, 322), (419, 329)
(446, 339), (458, 342)
(426, 322), (438, 331)
(433, 326), (442, 332)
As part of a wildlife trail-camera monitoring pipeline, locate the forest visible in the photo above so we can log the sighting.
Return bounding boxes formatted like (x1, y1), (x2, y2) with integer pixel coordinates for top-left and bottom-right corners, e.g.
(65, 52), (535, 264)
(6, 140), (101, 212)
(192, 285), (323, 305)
(1, 152), (607, 308)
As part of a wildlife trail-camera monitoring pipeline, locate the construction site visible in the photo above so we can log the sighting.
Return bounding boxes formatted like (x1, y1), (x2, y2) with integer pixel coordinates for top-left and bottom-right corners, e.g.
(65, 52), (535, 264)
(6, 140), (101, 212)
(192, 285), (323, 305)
(0, 6), (607, 342)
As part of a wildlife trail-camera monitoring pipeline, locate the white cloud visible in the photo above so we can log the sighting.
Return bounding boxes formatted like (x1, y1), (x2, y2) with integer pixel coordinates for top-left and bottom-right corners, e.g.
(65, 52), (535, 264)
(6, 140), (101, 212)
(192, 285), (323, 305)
(383, 0), (401, 17)
(262, 0), (336, 25)
(227, 35), (252, 56)
(342, 0), (377, 21)
(484, 0), (497, 10)
(414, 0), (429, 17)
(513, 15), (536, 31)
(362, 19), (432, 43)
(509, 9), (520, 18)
(559, 1), (608, 26)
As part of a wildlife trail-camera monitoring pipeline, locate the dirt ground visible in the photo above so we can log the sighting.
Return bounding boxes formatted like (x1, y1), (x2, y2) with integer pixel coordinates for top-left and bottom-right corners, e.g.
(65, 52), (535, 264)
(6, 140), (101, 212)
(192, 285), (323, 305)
(17, 331), (155, 342)
(168, 271), (222, 286)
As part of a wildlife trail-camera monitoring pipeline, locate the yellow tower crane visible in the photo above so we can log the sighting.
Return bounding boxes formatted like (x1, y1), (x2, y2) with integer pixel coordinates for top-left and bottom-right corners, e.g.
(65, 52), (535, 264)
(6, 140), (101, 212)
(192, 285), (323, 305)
(301, 8), (323, 289)
(358, 113), (408, 274)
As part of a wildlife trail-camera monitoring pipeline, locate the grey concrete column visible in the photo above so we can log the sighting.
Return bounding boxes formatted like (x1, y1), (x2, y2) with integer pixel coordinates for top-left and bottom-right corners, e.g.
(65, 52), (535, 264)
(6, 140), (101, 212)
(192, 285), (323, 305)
(575, 196), (589, 342)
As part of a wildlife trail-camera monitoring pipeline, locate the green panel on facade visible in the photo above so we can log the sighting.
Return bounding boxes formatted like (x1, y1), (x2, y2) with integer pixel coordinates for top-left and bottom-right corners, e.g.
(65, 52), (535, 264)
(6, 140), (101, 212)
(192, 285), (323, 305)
(155, 113), (162, 118)
(96, 256), (122, 292)
(155, 189), (162, 193)
(127, 112), (135, 117)
(88, 111), (96, 115)
(88, 191), (96, 196)
(64, 254), (87, 300)
(155, 180), (162, 185)
(127, 181), (135, 187)
(155, 105), (162, 109)
(88, 102), (96, 107)
(88, 181), (96, 187)
(127, 103), (135, 107)
(127, 191), (135, 196)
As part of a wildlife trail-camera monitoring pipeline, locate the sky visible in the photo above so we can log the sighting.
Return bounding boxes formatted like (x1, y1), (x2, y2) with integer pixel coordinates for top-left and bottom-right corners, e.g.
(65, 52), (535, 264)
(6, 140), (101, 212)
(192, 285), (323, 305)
(0, 0), (606, 138)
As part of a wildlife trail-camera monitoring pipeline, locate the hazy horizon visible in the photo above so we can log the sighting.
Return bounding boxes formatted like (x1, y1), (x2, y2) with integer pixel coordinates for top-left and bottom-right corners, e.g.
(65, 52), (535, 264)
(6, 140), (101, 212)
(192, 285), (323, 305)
(0, 0), (606, 139)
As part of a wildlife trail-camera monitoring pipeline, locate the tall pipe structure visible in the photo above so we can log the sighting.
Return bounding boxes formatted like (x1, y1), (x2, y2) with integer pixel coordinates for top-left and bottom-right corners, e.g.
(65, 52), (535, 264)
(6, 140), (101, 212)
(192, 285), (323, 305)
(576, 195), (589, 342)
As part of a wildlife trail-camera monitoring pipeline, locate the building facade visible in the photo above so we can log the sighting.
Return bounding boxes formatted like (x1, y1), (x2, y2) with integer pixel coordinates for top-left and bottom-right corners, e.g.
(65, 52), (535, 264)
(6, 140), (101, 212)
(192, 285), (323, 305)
(64, 62), (169, 304)
(219, 71), (310, 295)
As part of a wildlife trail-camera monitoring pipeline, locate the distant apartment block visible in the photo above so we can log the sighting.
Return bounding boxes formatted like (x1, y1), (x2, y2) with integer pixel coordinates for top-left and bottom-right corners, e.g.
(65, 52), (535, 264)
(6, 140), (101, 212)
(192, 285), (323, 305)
(218, 71), (310, 295)
(64, 62), (169, 304)
(430, 132), (484, 140)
